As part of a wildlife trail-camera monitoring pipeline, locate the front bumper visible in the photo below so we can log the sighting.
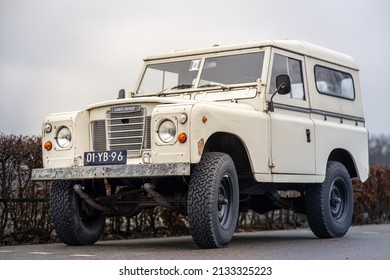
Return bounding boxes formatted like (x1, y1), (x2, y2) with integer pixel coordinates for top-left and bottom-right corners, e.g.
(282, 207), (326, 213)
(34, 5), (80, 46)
(31, 163), (191, 181)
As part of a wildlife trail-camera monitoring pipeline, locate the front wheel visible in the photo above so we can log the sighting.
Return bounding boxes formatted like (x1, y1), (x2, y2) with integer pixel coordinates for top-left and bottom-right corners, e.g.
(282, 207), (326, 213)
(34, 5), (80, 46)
(50, 181), (106, 245)
(305, 161), (353, 238)
(187, 152), (239, 248)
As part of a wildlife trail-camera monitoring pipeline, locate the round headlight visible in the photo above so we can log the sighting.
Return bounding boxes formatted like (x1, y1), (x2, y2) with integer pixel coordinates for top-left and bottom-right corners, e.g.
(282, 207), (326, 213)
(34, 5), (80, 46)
(158, 120), (176, 143)
(56, 126), (72, 148)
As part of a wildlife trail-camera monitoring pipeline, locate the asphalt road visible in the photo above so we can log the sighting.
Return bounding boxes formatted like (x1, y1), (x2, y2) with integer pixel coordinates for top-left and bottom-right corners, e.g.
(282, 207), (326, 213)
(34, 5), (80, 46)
(1, 224), (389, 260)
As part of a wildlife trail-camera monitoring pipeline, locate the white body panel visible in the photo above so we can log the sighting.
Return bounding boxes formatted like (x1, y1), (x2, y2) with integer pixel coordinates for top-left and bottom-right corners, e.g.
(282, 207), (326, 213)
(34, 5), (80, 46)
(36, 40), (369, 184)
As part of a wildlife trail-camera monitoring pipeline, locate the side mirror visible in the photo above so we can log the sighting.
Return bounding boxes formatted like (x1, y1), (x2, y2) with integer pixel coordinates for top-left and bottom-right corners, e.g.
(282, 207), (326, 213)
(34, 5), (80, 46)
(275, 74), (291, 95)
(268, 74), (291, 112)
(117, 89), (126, 99)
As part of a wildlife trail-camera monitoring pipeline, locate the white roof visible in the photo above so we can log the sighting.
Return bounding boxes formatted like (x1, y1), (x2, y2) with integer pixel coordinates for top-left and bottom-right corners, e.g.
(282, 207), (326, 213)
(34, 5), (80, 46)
(144, 40), (358, 70)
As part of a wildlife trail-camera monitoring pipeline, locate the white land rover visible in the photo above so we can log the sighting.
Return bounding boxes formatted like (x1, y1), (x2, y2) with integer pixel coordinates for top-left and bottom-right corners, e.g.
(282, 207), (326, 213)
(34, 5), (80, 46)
(32, 40), (369, 249)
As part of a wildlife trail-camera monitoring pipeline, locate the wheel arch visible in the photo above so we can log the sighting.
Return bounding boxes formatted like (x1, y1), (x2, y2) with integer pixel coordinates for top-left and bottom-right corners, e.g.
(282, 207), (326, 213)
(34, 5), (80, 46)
(328, 149), (357, 178)
(203, 132), (253, 176)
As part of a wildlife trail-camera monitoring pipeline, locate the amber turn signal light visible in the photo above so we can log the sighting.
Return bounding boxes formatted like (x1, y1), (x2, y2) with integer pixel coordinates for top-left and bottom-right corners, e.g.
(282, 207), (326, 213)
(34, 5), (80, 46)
(44, 141), (52, 151)
(178, 133), (187, 143)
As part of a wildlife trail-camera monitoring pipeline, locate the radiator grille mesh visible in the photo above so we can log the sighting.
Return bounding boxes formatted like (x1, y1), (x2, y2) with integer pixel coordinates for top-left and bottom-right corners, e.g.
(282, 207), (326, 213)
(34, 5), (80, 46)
(91, 106), (151, 157)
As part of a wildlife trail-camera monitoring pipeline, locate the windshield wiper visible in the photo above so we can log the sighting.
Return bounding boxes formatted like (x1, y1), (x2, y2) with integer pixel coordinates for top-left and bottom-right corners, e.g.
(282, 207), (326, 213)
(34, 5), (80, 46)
(198, 83), (228, 89)
(170, 84), (193, 90)
(198, 84), (217, 88)
(157, 84), (193, 96)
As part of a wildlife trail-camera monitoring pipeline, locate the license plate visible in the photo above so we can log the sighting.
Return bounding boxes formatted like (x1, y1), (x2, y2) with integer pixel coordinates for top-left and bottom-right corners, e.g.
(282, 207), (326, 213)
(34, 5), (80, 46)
(84, 150), (127, 166)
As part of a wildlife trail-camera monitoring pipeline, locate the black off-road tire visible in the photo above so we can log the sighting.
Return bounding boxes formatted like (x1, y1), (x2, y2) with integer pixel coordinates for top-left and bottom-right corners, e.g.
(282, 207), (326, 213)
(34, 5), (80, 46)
(305, 161), (353, 238)
(50, 181), (106, 246)
(187, 152), (239, 248)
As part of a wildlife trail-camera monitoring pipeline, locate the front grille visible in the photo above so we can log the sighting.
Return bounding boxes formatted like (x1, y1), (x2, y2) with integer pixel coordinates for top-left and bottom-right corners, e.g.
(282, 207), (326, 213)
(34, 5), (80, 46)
(90, 106), (151, 157)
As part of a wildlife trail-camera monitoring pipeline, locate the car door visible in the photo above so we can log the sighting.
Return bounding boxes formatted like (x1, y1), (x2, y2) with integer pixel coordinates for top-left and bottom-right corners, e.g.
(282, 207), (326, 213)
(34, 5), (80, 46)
(267, 49), (316, 175)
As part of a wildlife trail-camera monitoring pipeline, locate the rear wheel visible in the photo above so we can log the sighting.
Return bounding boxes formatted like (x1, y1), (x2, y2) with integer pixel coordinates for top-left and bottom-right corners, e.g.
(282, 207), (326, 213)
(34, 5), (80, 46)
(50, 181), (106, 245)
(187, 152), (239, 248)
(305, 161), (353, 238)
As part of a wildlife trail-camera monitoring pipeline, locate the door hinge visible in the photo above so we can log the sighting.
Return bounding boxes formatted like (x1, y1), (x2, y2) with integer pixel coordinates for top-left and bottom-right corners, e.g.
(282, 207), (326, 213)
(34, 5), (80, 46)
(268, 158), (276, 168)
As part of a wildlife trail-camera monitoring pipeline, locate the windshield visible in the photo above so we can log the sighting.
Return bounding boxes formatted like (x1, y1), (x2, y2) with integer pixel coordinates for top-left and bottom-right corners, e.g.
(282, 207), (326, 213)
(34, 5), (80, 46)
(137, 60), (200, 94)
(199, 52), (264, 87)
(137, 51), (264, 94)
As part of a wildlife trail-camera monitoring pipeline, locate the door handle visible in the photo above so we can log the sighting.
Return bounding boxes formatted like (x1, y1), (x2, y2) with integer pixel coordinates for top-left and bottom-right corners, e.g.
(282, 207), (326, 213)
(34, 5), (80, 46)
(306, 129), (311, 143)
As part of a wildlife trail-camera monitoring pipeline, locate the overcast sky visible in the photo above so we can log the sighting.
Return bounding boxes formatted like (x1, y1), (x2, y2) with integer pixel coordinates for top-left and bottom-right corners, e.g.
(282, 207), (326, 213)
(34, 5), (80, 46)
(0, 0), (389, 136)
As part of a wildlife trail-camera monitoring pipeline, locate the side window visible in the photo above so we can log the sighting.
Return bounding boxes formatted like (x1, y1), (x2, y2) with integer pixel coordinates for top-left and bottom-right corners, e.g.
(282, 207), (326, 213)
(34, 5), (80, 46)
(314, 65), (355, 100)
(270, 54), (305, 100)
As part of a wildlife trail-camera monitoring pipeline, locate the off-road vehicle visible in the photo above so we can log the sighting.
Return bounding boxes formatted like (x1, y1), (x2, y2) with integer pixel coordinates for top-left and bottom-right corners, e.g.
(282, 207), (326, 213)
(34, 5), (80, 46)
(32, 40), (369, 248)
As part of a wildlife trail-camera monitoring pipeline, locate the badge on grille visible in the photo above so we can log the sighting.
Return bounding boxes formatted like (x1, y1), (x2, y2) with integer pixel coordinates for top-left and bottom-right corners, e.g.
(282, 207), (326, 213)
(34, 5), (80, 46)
(111, 105), (141, 113)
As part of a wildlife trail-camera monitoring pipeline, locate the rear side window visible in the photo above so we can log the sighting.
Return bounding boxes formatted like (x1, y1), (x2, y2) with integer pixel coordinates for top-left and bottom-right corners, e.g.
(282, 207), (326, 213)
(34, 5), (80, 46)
(314, 65), (355, 100)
